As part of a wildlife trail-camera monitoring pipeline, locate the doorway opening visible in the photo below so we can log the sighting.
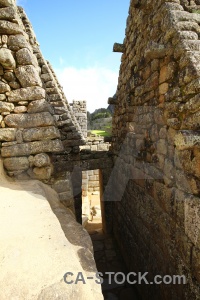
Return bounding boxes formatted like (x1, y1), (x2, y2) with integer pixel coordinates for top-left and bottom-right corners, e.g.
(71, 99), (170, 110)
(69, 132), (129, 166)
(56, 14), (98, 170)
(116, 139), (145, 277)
(82, 169), (103, 231)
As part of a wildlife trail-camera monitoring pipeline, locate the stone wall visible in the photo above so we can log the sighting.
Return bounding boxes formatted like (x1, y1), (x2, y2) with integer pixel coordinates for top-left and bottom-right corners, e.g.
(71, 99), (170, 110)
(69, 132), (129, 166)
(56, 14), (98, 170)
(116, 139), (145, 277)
(71, 100), (87, 138)
(82, 169), (100, 197)
(81, 136), (111, 151)
(111, 0), (200, 299)
(0, 1), (88, 214)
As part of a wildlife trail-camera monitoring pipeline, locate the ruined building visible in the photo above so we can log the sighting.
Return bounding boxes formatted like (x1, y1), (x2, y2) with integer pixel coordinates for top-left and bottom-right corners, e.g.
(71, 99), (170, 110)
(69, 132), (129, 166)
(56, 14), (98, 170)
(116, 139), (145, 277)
(0, 0), (200, 299)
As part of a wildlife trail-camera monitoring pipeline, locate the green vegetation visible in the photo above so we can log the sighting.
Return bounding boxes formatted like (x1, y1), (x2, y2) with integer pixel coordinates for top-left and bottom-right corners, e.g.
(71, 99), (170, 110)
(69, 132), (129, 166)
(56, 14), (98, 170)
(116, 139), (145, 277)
(91, 130), (111, 137)
(91, 111), (111, 120)
(193, 9), (200, 14)
(87, 108), (112, 123)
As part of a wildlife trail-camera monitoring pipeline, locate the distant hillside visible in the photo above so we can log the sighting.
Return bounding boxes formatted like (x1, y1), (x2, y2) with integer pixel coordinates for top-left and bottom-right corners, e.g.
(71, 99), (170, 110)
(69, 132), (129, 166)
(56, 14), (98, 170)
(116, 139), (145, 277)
(87, 108), (112, 135)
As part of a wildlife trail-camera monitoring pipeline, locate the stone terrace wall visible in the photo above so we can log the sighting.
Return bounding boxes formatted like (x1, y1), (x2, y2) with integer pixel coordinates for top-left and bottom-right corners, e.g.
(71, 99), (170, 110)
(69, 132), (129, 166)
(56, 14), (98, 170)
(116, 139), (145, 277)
(111, 0), (200, 299)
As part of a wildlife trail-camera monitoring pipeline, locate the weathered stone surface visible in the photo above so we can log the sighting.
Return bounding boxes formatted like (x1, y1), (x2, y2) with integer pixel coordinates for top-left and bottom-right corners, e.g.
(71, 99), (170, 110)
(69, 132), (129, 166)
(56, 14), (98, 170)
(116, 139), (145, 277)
(7, 86), (45, 102)
(182, 111), (200, 130)
(175, 131), (200, 150)
(14, 105), (27, 113)
(0, 20), (22, 34)
(33, 166), (52, 180)
(27, 99), (54, 114)
(0, 94), (6, 101)
(1, 139), (64, 157)
(8, 34), (30, 50)
(3, 71), (16, 82)
(52, 179), (72, 193)
(33, 153), (50, 167)
(113, 43), (125, 53)
(3, 157), (29, 171)
(4, 112), (55, 128)
(0, 128), (16, 141)
(0, 158), (103, 300)
(23, 126), (61, 142)
(9, 81), (20, 89)
(15, 65), (42, 88)
(0, 0), (15, 7)
(0, 81), (10, 93)
(0, 6), (16, 20)
(0, 47), (16, 69)
(0, 101), (14, 112)
(16, 48), (37, 66)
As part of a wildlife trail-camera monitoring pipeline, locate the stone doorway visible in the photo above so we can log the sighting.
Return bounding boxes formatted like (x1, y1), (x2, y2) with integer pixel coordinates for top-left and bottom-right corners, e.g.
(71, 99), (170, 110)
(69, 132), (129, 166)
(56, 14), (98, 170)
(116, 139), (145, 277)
(82, 169), (103, 230)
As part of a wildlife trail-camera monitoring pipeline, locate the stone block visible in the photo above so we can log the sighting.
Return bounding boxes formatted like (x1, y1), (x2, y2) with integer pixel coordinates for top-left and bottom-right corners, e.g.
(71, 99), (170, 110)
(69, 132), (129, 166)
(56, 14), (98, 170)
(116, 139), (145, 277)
(1, 139), (64, 157)
(0, 101), (14, 113)
(4, 112), (55, 128)
(88, 181), (99, 188)
(0, 48), (15, 69)
(0, 0), (15, 7)
(0, 6), (16, 20)
(7, 86), (45, 102)
(15, 65), (42, 88)
(33, 166), (52, 180)
(0, 94), (6, 101)
(0, 128), (16, 141)
(0, 81), (10, 93)
(33, 153), (50, 167)
(23, 126), (60, 142)
(16, 48), (38, 66)
(52, 179), (72, 193)
(0, 20), (22, 34)
(27, 99), (54, 114)
(14, 106), (27, 113)
(3, 157), (29, 171)
(8, 34), (30, 51)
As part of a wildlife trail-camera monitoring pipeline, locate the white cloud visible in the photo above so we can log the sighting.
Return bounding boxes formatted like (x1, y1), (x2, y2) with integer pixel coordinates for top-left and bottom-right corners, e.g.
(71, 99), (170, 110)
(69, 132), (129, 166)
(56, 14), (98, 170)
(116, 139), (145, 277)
(55, 66), (118, 113)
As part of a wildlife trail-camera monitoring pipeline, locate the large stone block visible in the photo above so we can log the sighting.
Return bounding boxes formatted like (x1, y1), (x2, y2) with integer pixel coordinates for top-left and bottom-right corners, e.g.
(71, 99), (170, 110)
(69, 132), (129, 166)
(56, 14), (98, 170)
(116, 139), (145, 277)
(8, 34), (30, 51)
(33, 166), (52, 180)
(0, 6), (16, 21)
(7, 86), (45, 102)
(15, 65), (42, 88)
(27, 99), (54, 114)
(0, 47), (16, 69)
(23, 126), (60, 142)
(0, 128), (16, 141)
(16, 48), (38, 67)
(4, 112), (55, 128)
(52, 179), (72, 193)
(0, 20), (22, 34)
(0, 0), (15, 7)
(3, 157), (29, 171)
(1, 139), (64, 157)
(0, 101), (14, 112)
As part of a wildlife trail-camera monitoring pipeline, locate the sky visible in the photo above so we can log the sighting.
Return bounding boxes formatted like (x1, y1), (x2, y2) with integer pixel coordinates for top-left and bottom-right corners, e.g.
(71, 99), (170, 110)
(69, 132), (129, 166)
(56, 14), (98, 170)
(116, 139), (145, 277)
(16, 0), (130, 112)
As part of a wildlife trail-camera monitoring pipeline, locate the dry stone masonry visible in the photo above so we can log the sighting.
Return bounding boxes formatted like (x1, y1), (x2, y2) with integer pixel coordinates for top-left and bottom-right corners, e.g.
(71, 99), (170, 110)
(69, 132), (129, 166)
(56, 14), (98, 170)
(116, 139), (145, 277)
(110, 0), (200, 299)
(1, 0), (200, 299)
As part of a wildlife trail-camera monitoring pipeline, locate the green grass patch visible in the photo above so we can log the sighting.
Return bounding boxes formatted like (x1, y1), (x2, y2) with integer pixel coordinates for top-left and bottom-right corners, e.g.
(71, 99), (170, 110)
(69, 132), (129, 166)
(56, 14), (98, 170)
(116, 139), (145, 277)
(91, 130), (111, 137)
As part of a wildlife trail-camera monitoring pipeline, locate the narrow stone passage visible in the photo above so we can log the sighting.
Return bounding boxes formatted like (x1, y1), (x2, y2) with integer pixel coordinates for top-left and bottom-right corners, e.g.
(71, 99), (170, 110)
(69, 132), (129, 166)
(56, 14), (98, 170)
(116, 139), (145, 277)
(85, 220), (140, 300)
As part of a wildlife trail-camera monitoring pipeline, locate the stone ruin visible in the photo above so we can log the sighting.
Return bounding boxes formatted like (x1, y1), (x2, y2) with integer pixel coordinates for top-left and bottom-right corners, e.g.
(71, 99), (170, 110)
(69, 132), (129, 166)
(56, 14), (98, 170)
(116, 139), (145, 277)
(0, 0), (200, 299)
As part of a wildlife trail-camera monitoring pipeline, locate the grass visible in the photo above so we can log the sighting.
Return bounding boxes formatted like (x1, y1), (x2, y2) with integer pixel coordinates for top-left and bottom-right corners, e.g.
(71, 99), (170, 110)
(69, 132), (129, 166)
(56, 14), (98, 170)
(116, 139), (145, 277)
(90, 130), (111, 137)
